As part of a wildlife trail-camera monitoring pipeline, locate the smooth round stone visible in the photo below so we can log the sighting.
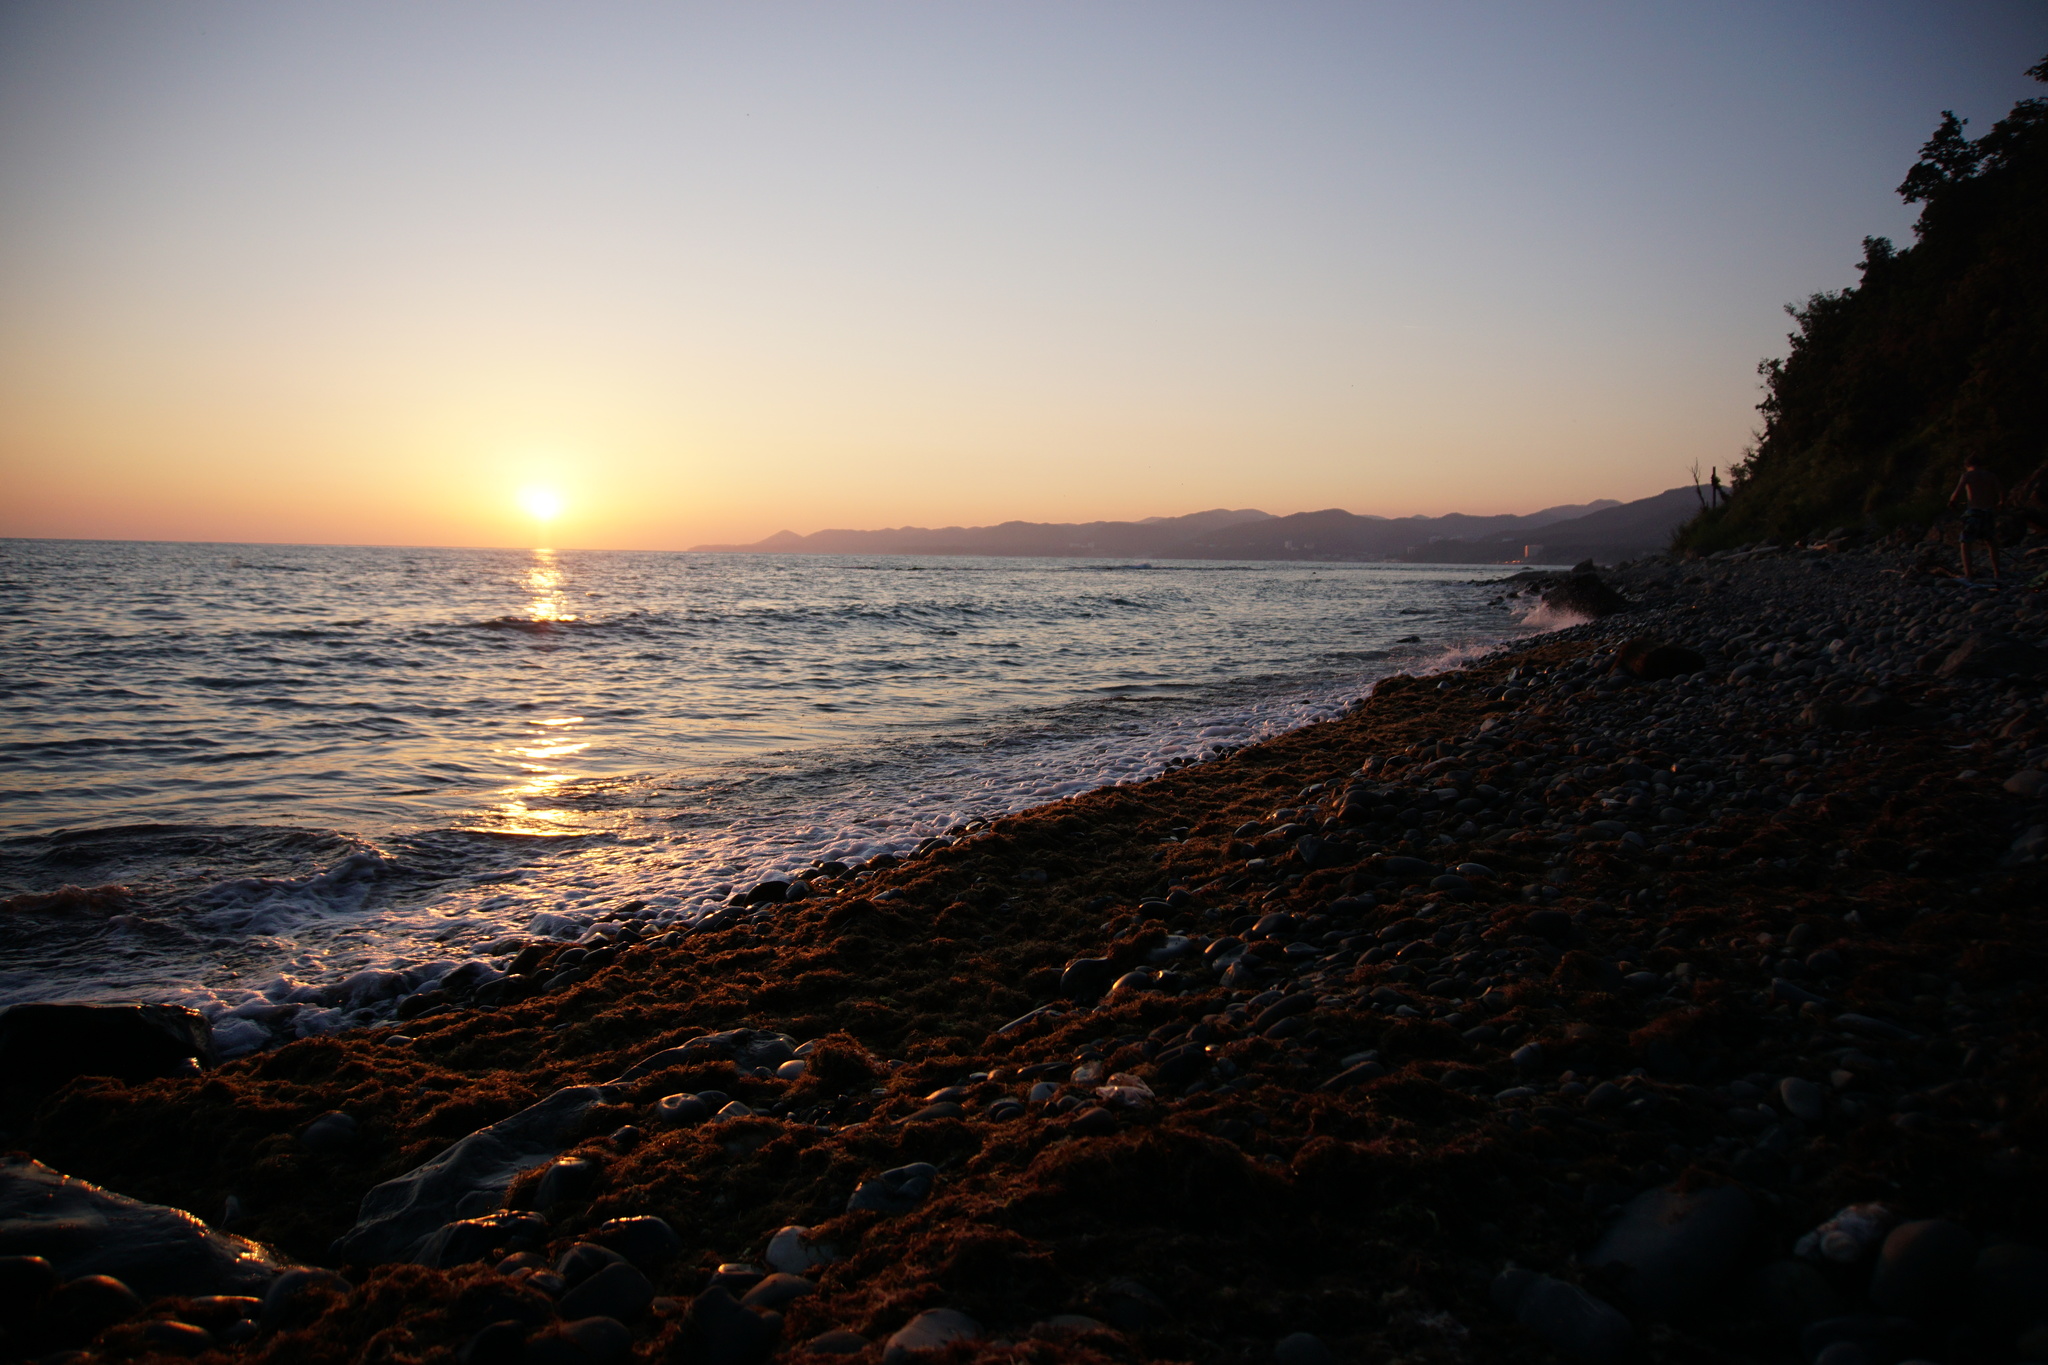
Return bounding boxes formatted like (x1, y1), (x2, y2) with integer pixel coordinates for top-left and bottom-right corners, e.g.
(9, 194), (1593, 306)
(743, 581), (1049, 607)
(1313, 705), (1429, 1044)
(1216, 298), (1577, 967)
(1779, 1076), (1826, 1122)
(524, 1316), (631, 1365)
(1869, 1220), (1975, 1317)
(1586, 1184), (1756, 1316)
(1027, 1081), (1058, 1103)
(653, 1094), (709, 1125)
(775, 1059), (807, 1080)
(535, 1157), (601, 1208)
(0, 1255), (58, 1318)
(554, 1243), (627, 1288)
(884, 1308), (981, 1363)
(713, 1101), (753, 1120)
(586, 1216), (683, 1269)
(739, 1273), (815, 1311)
(764, 1226), (834, 1275)
(557, 1262), (653, 1323)
(298, 1110), (358, 1152)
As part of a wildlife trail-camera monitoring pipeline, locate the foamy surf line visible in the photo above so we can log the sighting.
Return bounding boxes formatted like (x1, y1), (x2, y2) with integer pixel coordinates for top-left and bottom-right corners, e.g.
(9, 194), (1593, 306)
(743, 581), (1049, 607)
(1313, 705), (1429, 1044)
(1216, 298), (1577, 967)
(6, 597), (1559, 1060)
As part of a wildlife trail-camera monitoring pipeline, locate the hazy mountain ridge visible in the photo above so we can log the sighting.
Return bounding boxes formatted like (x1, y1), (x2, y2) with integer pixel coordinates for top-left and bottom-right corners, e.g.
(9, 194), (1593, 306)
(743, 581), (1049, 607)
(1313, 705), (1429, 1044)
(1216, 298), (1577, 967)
(689, 491), (1693, 563)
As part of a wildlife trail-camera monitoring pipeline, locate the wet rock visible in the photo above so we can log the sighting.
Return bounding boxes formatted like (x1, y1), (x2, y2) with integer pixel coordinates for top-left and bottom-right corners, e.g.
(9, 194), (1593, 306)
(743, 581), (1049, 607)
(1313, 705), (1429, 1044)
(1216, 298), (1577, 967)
(680, 1285), (776, 1365)
(48, 1274), (144, 1343)
(0, 1003), (216, 1088)
(2001, 767), (2048, 798)
(846, 1162), (936, 1214)
(739, 1273), (815, 1311)
(299, 1111), (358, 1152)
(1585, 1184), (1755, 1316)
(258, 1267), (352, 1331)
(1061, 958), (1116, 1001)
(536, 1157), (602, 1209)
(414, 1212), (549, 1268)
(1935, 633), (2048, 680)
(1273, 1331), (1336, 1365)
(885, 1308), (981, 1362)
(655, 1094), (711, 1126)
(1251, 992), (1316, 1031)
(1543, 574), (1631, 620)
(524, 1315), (632, 1365)
(765, 1225), (834, 1275)
(1617, 639), (1705, 680)
(558, 1260), (653, 1322)
(905, 1101), (965, 1122)
(334, 1084), (617, 1263)
(1868, 1219), (1975, 1318)
(612, 1029), (796, 1081)
(586, 1215), (683, 1269)
(554, 1243), (626, 1288)
(0, 1156), (296, 1298)
(1779, 1077), (1825, 1122)
(0, 1253), (58, 1321)
(1492, 1269), (1633, 1363)
(1796, 1204), (1897, 1263)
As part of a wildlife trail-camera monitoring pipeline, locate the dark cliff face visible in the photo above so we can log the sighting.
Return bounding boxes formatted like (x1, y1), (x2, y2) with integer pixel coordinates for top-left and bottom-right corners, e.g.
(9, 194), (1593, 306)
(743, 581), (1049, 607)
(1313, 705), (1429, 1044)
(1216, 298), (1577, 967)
(1678, 57), (2048, 553)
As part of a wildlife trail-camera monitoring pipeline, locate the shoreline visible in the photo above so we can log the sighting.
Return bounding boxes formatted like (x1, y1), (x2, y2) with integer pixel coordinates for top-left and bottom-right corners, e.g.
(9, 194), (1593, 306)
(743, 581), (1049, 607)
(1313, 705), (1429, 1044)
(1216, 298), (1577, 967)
(6, 540), (2046, 1364)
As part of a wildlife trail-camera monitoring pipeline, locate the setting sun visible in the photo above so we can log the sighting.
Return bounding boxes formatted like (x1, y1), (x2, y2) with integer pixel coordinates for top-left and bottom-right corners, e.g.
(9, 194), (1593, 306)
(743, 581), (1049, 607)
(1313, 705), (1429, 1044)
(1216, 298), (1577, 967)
(517, 486), (564, 522)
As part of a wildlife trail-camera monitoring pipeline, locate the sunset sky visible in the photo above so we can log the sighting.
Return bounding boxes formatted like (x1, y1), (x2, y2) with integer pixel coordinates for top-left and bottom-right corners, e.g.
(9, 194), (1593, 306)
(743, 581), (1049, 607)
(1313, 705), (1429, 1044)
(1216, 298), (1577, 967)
(2, 2), (2043, 551)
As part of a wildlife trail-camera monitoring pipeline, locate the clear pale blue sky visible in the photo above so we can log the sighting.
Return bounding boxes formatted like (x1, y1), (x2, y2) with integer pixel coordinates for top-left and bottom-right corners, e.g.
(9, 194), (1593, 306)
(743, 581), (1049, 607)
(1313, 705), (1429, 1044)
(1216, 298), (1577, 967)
(2, 2), (2043, 548)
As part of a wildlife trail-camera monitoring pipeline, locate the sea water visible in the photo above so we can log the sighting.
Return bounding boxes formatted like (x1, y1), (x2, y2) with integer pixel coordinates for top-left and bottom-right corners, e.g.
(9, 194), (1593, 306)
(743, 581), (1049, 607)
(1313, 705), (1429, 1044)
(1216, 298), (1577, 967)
(0, 539), (1546, 1053)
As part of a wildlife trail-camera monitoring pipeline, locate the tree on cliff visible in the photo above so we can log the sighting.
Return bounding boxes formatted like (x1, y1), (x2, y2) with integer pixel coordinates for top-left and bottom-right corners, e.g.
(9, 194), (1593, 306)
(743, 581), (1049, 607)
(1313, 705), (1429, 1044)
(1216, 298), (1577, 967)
(1676, 56), (2048, 552)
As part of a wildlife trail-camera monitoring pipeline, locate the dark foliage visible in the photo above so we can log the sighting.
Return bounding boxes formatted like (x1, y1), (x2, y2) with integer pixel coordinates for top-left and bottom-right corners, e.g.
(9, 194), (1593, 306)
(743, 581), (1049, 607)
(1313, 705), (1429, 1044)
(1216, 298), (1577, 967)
(1677, 58), (2048, 551)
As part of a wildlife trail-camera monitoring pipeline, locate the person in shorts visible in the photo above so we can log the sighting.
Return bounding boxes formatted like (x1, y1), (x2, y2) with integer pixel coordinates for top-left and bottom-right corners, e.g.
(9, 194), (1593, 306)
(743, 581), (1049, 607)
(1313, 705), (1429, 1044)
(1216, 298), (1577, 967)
(1949, 455), (2004, 581)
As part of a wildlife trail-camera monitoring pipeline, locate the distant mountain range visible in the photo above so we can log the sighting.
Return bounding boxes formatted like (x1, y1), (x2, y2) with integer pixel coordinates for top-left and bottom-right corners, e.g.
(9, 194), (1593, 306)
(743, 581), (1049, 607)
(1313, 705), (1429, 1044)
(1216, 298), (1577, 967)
(691, 486), (1699, 564)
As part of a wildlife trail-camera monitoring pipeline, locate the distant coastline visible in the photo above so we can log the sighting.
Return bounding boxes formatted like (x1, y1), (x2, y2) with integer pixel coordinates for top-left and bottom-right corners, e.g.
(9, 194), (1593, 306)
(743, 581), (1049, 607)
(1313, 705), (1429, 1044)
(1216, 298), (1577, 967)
(691, 486), (1696, 565)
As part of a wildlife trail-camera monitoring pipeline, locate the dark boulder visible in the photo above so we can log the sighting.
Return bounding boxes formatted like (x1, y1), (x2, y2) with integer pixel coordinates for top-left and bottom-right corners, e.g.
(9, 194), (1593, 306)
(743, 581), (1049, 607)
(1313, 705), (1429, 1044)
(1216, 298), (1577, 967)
(1937, 633), (2048, 681)
(0, 1002), (216, 1088)
(0, 1156), (295, 1299)
(680, 1285), (776, 1365)
(1542, 574), (1631, 620)
(1616, 639), (1706, 681)
(1060, 958), (1116, 1002)
(1585, 1184), (1756, 1317)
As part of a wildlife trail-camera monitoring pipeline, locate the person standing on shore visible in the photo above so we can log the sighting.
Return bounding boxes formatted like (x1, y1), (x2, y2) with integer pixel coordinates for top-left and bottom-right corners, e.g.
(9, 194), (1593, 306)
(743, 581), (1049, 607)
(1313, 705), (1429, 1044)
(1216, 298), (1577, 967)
(1949, 455), (2005, 582)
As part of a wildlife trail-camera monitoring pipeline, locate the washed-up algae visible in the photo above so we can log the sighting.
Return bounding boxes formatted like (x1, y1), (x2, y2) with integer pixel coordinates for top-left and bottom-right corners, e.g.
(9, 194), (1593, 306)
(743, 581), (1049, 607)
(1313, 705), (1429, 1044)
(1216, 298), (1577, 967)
(9, 550), (2048, 1365)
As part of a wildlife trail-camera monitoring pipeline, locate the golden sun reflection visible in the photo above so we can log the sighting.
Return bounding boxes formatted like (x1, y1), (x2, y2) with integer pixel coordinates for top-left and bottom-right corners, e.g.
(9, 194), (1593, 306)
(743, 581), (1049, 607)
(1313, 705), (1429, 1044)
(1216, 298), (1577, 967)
(524, 549), (577, 624)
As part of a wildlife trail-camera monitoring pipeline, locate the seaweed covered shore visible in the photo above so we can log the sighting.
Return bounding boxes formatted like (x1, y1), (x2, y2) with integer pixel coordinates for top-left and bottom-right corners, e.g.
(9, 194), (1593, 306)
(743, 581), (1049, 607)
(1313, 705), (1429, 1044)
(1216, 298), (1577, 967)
(5, 541), (2048, 1365)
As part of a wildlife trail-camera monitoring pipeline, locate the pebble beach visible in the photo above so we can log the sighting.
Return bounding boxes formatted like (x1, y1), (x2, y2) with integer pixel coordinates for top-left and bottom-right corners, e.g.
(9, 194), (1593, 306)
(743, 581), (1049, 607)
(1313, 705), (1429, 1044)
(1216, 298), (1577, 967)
(5, 533), (2047, 1365)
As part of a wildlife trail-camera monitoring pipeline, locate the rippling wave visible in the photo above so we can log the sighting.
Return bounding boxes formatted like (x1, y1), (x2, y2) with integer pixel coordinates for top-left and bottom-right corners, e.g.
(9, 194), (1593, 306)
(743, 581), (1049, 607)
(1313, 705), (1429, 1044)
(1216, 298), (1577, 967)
(0, 538), (1537, 1032)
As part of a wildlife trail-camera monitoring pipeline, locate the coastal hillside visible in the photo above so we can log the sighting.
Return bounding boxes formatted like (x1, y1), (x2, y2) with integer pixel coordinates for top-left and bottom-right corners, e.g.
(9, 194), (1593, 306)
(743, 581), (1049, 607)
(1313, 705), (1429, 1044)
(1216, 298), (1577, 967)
(1677, 58), (2048, 551)
(689, 493), (1694, 565)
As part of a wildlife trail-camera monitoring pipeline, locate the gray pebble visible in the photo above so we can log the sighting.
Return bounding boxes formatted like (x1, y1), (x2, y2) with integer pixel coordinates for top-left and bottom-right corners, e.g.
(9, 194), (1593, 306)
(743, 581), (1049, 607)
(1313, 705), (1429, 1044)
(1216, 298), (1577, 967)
(884, 1308), (980, 1363)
